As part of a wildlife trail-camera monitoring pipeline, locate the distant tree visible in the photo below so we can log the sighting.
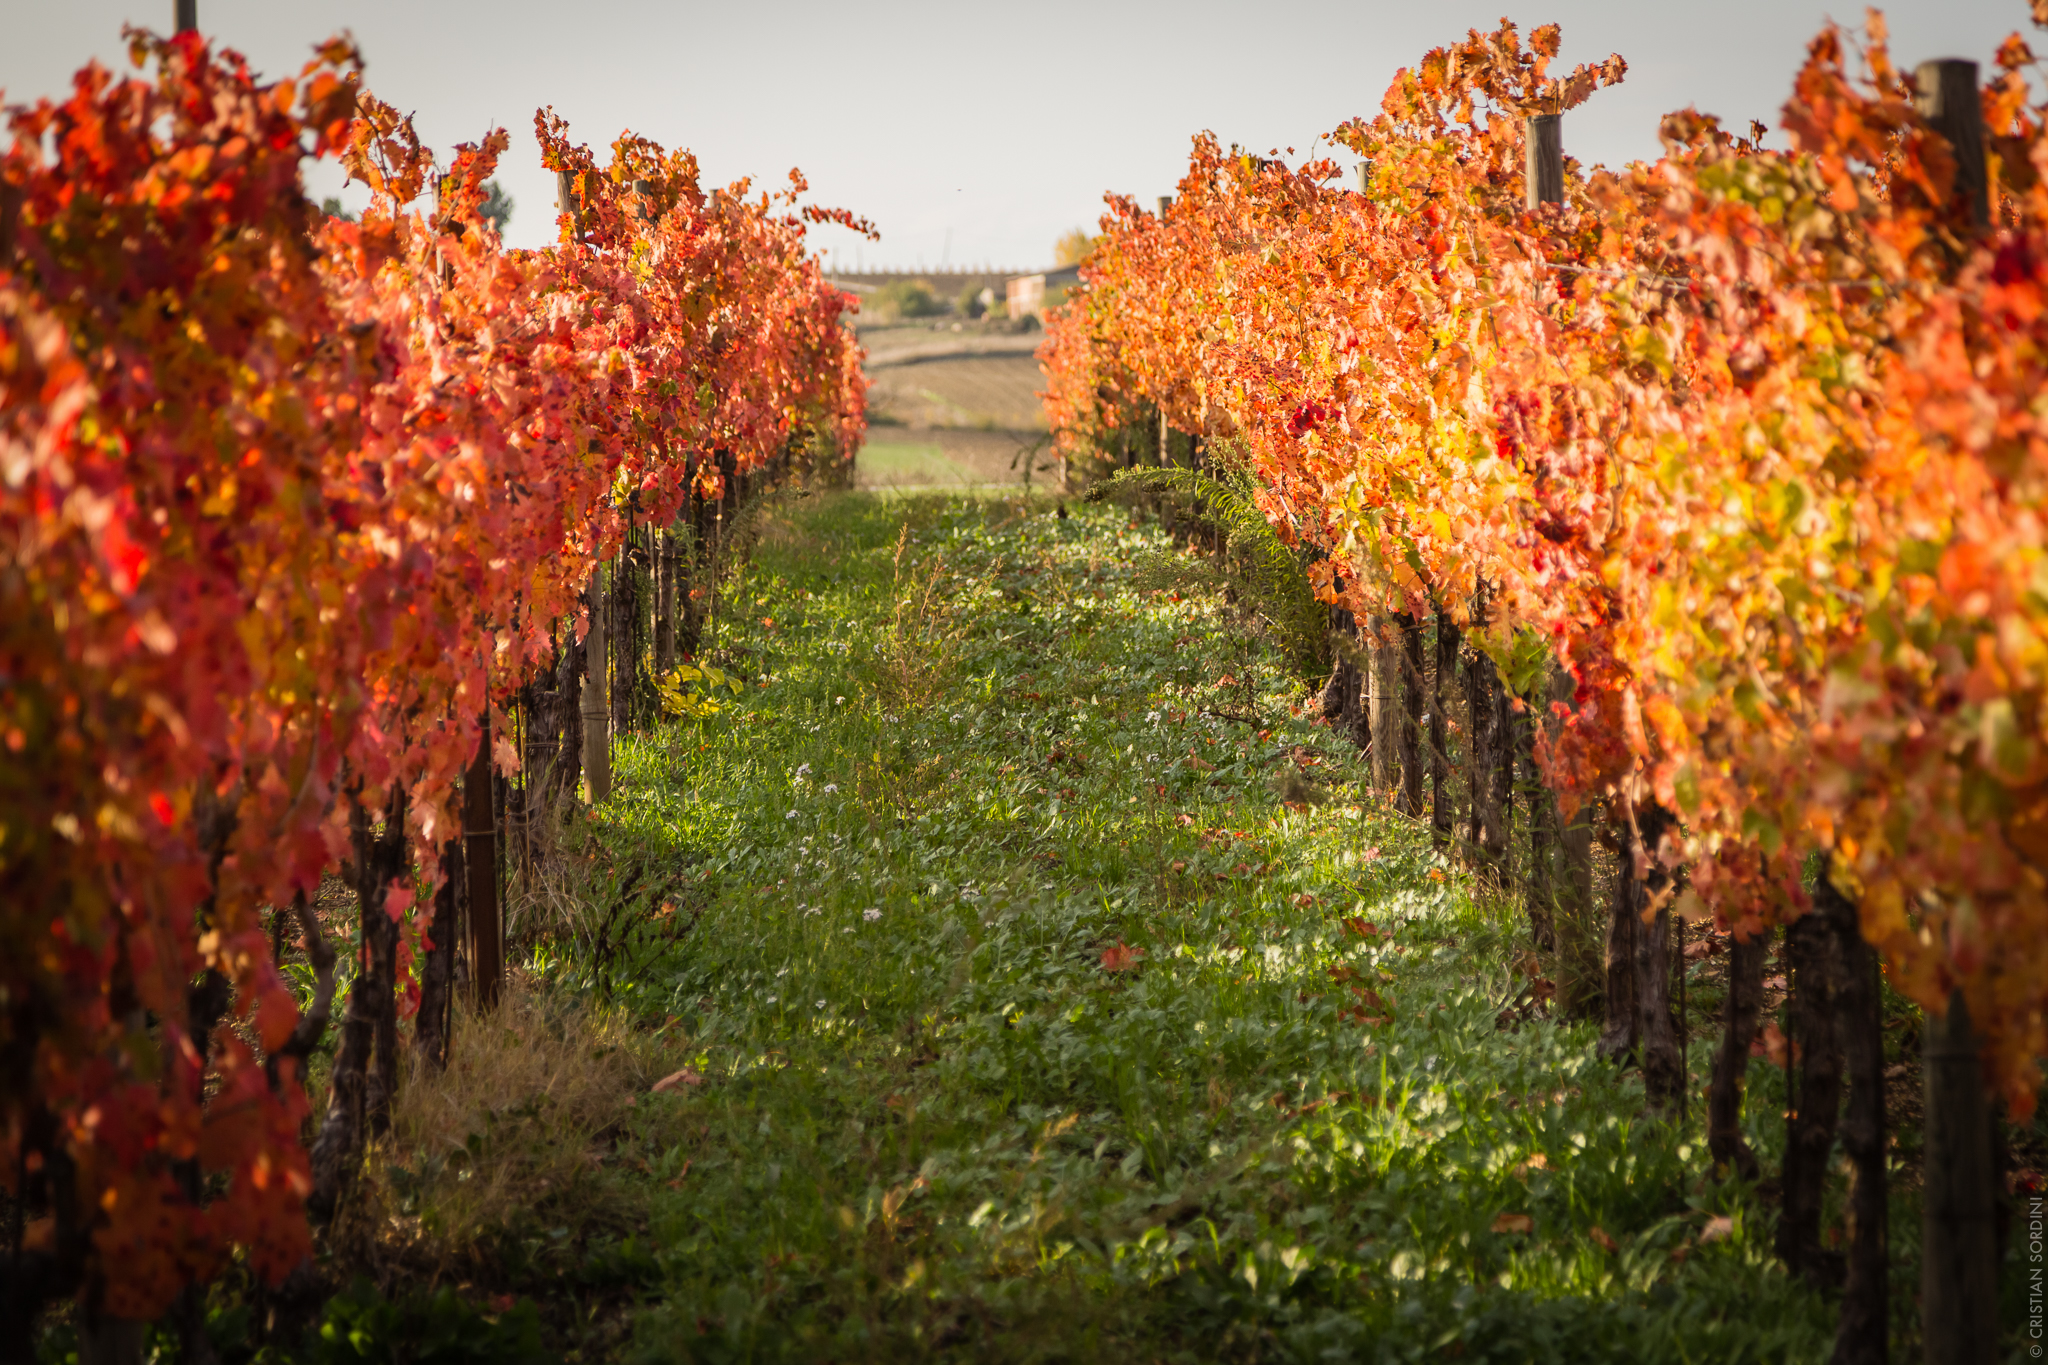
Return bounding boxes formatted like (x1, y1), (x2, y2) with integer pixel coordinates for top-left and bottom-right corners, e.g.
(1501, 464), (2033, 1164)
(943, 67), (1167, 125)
(1053, 228), (1096, 267)
(479, 180), (514, 234)
(319, 195), (357, 223)
(867, 279), (943, 321)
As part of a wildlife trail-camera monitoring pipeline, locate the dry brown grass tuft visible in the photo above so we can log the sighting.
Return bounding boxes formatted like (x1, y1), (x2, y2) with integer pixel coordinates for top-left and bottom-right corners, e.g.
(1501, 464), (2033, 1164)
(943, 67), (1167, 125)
(335, 978), (676, 1277)
(868, 525), (962, 713)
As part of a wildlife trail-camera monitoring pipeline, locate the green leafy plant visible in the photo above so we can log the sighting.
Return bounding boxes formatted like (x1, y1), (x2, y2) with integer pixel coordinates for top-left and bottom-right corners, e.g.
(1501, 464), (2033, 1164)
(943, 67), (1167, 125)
(1089, 463), (1328, 680)
(654, 659), (743, 719)
(300, 1281), (553, 1365)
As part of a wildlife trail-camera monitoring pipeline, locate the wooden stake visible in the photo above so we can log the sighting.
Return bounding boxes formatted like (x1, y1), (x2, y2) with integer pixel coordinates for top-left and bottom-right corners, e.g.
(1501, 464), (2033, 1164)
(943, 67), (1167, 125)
(557, 167), (585, 243)
(174, 0), (197, 33)
(1397, 614), (1424, 818)
(1821, 875), (1888, 1365)
(1430, 606), (1456, 853)
(1922, 990), (1997, 1365)
(581, 567), (611, 803)
(1369, 621), (1395, 794)
(463, 715), (501, 1011)
(1525, 114), (1563, 210)
(1912, 58), (1996, 1365)
(1915, 60), (1987, 230)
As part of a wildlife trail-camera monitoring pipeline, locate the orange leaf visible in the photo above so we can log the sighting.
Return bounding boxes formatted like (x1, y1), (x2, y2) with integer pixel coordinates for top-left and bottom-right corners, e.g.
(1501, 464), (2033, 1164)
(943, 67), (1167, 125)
(651, 1067), (703, 1093)
(1100, 941), (1144, 973)
(1491, 1212), (1534, 1234)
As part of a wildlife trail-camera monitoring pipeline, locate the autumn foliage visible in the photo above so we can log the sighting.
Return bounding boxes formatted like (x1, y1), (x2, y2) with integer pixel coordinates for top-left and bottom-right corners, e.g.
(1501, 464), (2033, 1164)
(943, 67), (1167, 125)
(0, 29), (863, 1323)
(1044, 13), (2048, 1110)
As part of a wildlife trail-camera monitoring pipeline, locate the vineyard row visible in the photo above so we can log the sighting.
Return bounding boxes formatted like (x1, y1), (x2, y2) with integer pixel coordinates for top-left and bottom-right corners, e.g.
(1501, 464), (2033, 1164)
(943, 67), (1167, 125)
(1042, 12), (2047, 1357)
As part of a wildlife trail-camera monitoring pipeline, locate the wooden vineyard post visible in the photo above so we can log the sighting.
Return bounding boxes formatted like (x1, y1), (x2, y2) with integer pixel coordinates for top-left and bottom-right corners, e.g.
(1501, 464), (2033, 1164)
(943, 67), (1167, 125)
(1464, 589), (1506, 877)
(1627, 801), (1683, 1111)
(1922, 990), (1996, 1364)
(1915, 59), (1987, 230)
(1430, 605), (1456, 853)
(1525, 113), (1563, 209)
(1820, 873), (1888, 1365)
(1549, 666), (1594, 941)
(1397, 614), (1424, 818)
(1778, 900), (1845, 1281)
(557, 167), (585, 244)
(174, 0), (196, 32)
(656, 527), (676, 673)
(1911, 57), (1996, 1365)
(1152, 193), (1172, 470)
(463, 714), (502, 1011)
(581, 566), (612, 803)
(1521, 693), (1559, 954)
(1368, 622), (1395, 795)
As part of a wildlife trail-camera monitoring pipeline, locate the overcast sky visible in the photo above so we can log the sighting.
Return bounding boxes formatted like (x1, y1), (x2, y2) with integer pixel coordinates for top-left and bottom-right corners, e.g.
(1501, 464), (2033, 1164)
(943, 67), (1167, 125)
(2, 0), (2028, 273)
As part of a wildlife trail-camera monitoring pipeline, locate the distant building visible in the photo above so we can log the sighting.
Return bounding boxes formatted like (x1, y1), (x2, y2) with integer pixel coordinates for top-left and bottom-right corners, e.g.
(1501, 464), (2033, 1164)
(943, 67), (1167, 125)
(1005, 263), (1082, 320)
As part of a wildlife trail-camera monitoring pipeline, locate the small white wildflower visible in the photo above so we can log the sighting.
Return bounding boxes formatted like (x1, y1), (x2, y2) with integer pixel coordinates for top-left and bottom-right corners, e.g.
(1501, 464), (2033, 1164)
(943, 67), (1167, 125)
(795, 763), (812, 780)
(863, 908), (882, 922)
(786, 809), (800, 820)
(951, 714), (964, 723)
(821, 783), (839, 794)
(775, 967), (789, 978)
(835, 696), (846, 705)
(815, 999), (827, 1009)
(765, 995), (777, 1005)
(842, 927), (854, 934)
(803, 906), (822, 916)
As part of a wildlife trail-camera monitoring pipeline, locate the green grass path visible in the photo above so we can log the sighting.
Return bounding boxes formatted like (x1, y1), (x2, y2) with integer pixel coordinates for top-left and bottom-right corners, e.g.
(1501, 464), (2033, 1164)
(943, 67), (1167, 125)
(574, 492), (1829, 1363)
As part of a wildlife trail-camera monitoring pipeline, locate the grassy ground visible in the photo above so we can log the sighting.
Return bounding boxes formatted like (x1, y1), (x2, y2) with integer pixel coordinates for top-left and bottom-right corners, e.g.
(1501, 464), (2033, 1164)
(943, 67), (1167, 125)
(849, 440), (980, 488)
(237, 491), (1861, 1363)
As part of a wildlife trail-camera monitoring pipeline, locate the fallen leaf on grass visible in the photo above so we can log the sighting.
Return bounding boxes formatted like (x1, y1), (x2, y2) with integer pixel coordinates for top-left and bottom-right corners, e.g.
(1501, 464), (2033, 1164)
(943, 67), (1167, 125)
(1589, 1226), (1617, 1253)
(651, 1067), (704, 1093)
(1699, 1215), (1734, 1244)
(1511, 1152), (1549, 1178)
(1491, 1213), (1534, 1234)
(1100, 941), (1144, 972)
(1341, 916), (1380, 939)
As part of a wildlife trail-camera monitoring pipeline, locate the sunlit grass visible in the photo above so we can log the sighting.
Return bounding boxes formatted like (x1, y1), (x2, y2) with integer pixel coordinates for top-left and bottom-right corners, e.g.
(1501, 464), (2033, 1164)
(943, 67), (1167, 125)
(503, 489), (1837, 1363)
